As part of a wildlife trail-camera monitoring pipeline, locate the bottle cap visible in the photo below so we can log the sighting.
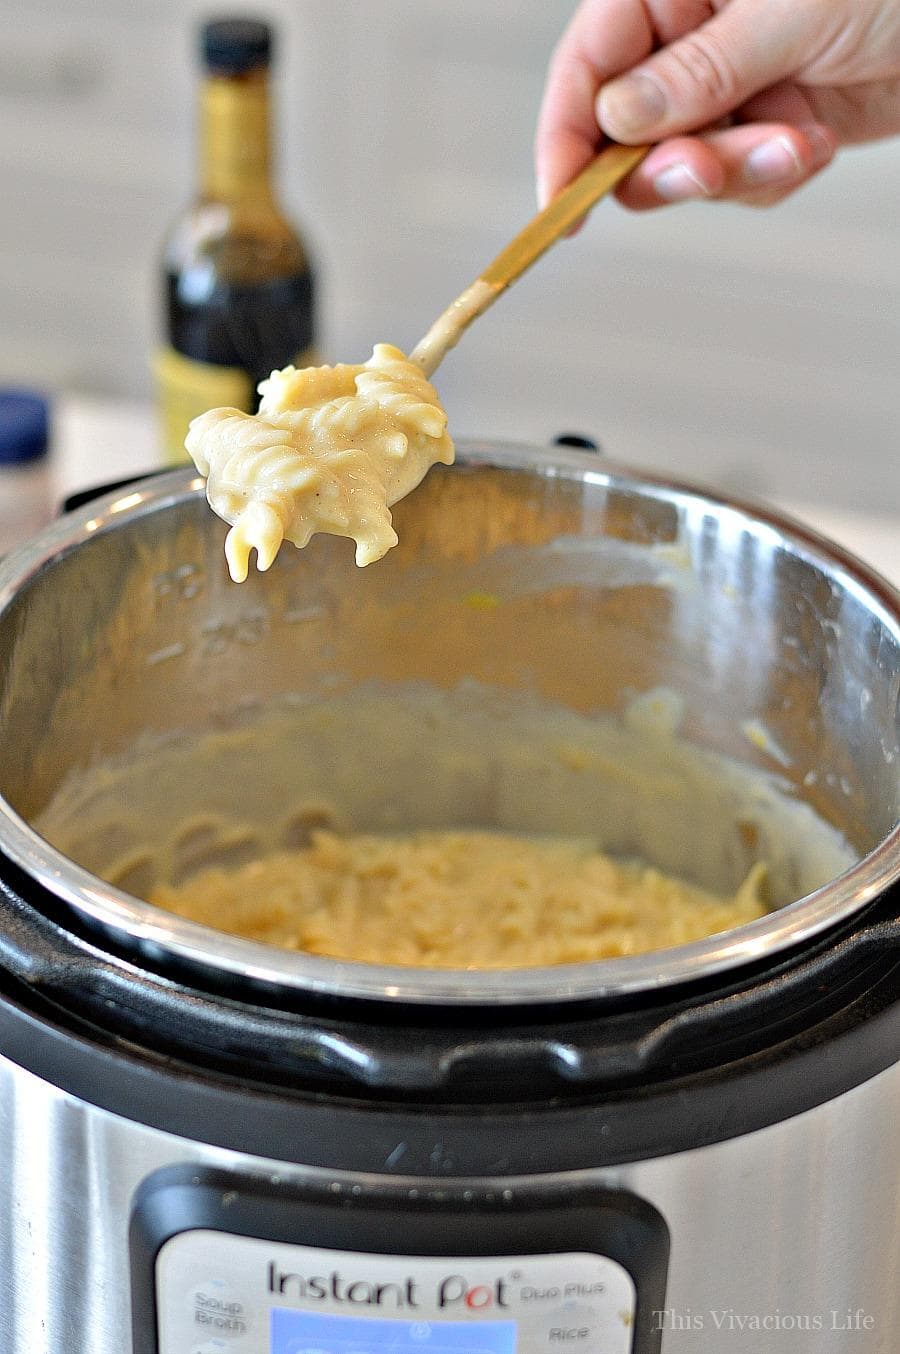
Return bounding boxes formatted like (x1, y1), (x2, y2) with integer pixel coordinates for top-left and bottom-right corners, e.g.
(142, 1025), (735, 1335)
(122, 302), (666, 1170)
(202, 18), (273, 74)
(0, 390), (49, 466)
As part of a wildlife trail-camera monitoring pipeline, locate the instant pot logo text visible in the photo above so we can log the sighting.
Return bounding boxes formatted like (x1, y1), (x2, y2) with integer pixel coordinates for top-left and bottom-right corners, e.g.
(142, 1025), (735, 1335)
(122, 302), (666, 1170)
(267, 1263), (510, 1312)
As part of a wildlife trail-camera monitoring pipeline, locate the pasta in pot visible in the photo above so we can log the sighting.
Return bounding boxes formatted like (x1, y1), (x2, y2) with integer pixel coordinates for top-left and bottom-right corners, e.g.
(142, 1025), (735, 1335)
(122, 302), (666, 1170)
(186, 343), (454, 581)
(148, 829), (770, 969)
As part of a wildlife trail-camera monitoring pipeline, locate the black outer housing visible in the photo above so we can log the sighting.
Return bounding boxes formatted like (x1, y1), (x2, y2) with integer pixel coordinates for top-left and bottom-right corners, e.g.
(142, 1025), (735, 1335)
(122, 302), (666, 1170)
(1, 853), (898, 1354)
(0, 850), (897, 1174)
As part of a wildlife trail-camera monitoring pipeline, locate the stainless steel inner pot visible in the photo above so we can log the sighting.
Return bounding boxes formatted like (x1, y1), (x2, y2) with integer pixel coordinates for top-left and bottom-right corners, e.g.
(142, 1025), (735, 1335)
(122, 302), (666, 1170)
(0, 441), (897, 1005)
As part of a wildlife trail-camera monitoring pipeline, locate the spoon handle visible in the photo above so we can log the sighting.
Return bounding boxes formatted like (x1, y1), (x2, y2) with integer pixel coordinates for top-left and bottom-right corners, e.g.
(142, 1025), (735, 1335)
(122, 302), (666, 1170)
(409, 142), (650, 378)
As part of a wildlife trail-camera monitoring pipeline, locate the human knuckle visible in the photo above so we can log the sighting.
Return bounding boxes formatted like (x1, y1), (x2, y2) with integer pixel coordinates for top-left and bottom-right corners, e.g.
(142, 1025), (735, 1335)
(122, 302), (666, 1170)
(666, 31), (743, 106)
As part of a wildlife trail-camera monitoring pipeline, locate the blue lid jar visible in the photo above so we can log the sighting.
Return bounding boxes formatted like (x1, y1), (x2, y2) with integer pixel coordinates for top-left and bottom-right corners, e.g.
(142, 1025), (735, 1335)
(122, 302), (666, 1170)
(0, 390), (50, 467)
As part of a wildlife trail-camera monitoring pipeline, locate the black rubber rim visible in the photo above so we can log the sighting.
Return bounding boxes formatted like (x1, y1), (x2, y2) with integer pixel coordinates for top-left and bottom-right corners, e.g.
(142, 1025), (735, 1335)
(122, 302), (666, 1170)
(0, 864), (897, 1171)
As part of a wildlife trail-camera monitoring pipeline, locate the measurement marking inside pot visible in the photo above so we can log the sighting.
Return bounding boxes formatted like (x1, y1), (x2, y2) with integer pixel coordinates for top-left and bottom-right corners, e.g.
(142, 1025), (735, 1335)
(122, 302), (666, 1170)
(152, 564), (205, 600)
(283, 605), (327, 624)
(146, 643), (187, 666)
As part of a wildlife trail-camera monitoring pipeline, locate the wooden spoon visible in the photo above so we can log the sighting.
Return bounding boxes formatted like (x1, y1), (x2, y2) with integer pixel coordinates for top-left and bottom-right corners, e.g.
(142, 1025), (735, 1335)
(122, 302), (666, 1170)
(409, 143), (649, 378)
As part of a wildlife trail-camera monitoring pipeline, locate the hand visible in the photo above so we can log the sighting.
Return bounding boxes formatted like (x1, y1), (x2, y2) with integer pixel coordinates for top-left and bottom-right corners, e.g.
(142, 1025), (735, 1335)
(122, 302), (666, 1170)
(536, 0), (900, 210)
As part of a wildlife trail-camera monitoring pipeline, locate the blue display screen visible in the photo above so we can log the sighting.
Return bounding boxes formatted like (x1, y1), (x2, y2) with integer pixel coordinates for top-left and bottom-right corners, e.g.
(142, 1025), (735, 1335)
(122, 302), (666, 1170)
(270, 1310), (517, 1354)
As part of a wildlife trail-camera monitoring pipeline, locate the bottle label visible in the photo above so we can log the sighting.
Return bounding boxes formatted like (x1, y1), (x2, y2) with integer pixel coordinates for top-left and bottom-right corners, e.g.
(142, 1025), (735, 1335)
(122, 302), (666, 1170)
(155, 346), (253, 465)
(154, 344), (318, 465)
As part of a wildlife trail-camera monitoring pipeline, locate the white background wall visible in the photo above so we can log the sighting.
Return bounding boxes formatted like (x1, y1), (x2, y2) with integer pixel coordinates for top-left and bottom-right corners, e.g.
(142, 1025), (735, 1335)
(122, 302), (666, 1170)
(1, 0), (897, 510)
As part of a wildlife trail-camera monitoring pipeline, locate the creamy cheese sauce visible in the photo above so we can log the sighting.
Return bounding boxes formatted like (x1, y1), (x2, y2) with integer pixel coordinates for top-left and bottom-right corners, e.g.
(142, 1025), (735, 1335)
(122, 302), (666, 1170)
(186, 343), (454, 581)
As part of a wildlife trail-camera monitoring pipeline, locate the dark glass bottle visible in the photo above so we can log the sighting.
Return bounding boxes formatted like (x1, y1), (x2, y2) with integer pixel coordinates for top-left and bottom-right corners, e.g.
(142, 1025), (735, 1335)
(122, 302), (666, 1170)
(156, 18), (317, 463)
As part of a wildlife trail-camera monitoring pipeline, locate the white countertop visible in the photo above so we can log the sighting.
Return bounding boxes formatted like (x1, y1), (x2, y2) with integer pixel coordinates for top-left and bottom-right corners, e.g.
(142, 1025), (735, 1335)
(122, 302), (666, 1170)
(53, 394), (899, 587)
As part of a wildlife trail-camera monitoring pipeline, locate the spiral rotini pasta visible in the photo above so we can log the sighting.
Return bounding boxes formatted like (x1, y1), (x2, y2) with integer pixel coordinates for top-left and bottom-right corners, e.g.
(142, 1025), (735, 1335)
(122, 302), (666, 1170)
(185, 343), (454, 581)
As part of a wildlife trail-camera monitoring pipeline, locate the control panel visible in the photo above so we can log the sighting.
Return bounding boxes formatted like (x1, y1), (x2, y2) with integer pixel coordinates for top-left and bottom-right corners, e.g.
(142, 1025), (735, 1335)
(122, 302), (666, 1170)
(158, 1232), (635, 1353)
(131, 1167), (668, 1354)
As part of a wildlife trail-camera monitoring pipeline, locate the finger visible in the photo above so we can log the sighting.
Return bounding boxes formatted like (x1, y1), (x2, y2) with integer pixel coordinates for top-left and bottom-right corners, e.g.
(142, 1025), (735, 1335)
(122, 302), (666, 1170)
(734, 78), (822, 127)
(614, 120), (836, 210)
(642, 0), (717, 46)
(763, 78), (900, 145)
(597, 0), (815, 143)
(535, 0), (656, 206)
(614, 136), (724, 207)
(535, 0), (734, 208)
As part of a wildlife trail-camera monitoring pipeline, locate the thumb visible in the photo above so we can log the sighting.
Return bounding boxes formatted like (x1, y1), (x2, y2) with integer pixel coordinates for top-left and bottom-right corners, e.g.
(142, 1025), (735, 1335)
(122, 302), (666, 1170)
(597, 1), (812, 141)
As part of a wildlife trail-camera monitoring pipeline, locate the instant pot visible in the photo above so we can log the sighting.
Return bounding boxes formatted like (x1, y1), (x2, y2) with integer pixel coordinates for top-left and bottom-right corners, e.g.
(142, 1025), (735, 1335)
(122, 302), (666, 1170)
(0, 442), (897, 1354)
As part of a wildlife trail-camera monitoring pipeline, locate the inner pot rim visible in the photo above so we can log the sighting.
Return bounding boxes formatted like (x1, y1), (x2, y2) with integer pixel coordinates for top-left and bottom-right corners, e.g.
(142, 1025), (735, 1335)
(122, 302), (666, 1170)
(0, 445), (897, 1008)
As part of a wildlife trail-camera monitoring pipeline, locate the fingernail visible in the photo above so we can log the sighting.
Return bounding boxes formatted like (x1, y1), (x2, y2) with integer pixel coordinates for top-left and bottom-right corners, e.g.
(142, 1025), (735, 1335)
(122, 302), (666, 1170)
(745, 136), (803, 185)
(653, 162), (714, 202)
(598, 73), (667, 136)
(802, 123), (835, 165)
